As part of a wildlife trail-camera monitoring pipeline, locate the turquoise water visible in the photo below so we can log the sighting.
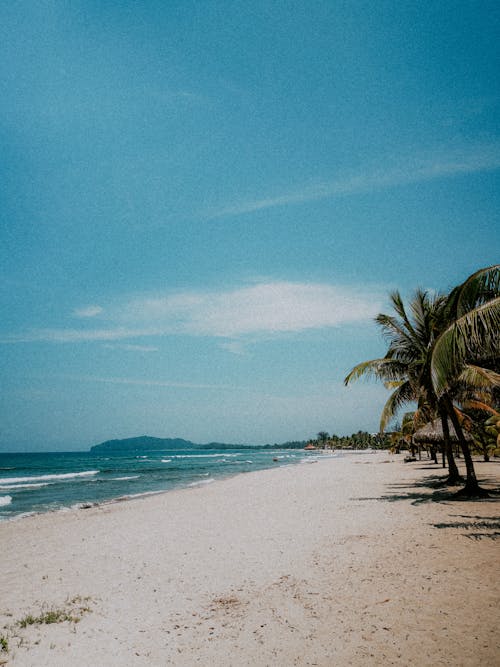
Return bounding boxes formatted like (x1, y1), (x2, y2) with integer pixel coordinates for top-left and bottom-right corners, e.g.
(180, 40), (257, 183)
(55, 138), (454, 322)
(0, 448), (325, 520)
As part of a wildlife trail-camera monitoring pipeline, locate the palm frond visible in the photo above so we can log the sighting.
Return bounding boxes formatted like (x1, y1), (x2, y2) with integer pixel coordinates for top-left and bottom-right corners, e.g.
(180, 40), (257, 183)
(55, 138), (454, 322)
(409, 290), (429, 341)
(446, 264), (500, 319)
(458, 364), (500, 389)
(379, 381), (415, 432)
(485, 411), (500, 423)
(401, 411), (416, 427)
(374, 313), (418, 351)
(463, 399), (499, 416)
(389, 291), (418, 339)
(344, 358), (408, 386)
(413, 406), (434, 429)
(384, 380), (404, 389)
(411, 290), (447, 345)
(431, 296), (500, 395)
(453, 406), (474, 432)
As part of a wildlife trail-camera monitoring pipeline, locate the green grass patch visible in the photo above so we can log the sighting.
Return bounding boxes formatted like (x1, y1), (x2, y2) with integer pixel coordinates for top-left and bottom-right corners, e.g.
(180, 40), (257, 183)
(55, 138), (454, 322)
(18, 609), (79, 627)
(16, 596), (93, 629)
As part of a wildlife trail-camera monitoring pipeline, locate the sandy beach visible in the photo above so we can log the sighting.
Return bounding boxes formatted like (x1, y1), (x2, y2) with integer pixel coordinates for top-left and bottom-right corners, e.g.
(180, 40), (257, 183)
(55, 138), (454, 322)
(1, 452), (499, 666)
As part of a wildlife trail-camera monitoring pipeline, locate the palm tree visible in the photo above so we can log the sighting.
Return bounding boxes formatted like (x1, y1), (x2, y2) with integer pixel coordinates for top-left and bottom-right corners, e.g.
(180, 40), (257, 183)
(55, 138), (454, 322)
(392, 412), (420, 457)
(317, 431), (329, 450)
(430, 265), (500, 496)
(345, 267), (499, 495)
(344, 288), (462, 483)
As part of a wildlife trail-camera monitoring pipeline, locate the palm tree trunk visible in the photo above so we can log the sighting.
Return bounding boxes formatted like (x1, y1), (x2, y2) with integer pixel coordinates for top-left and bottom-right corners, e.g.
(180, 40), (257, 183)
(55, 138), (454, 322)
(439, 404), (462, 485)
(478, 434), (490, 462)
(443, 394), (488, 497)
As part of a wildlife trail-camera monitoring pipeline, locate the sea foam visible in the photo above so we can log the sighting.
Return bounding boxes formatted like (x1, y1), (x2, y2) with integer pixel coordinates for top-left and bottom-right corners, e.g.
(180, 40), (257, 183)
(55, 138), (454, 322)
(0, 482), (51, 490)
(173, 453), (241, 458)
(187, 477), (216, 487)
(0, 495), (12, 506)
(111, 476), (140, 481)
(0, 470), (99, 484)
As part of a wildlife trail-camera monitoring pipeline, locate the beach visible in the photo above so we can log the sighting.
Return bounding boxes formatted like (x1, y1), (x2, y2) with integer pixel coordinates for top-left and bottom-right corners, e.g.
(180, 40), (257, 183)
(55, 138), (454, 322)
(1, 452), (499, 666)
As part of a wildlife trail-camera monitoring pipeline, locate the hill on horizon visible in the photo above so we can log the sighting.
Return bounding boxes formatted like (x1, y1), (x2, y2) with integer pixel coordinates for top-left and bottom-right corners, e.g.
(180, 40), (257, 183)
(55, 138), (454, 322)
(90, 435), (197, 453)
(89, 435), (253, 453)
(89, 435), (308, 453)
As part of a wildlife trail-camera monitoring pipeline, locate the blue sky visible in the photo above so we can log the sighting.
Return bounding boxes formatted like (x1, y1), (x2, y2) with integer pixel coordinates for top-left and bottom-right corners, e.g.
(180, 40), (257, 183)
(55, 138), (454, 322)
(1, 1), (499, 451)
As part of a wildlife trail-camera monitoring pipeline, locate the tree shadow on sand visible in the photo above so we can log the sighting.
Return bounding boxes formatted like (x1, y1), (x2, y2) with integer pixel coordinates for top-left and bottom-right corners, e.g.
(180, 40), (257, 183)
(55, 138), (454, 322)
(432, 515), (500, 540)
(354, 473), (500, 506)
(355, 484), (500, 538)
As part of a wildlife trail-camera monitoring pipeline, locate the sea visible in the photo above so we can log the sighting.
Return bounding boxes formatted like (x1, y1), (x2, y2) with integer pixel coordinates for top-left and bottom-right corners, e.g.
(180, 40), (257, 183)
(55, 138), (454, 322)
(0, 447), (330, 521)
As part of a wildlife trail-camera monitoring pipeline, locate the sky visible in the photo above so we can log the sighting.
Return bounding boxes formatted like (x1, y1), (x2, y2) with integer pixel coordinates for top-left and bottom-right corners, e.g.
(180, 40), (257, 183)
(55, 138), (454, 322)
(1, 1), (499, 451)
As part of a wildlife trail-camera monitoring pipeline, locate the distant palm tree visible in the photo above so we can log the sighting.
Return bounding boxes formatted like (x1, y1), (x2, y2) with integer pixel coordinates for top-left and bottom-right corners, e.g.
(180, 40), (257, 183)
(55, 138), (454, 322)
(389, 412), (418, 456)
(317, 431), (329, 449)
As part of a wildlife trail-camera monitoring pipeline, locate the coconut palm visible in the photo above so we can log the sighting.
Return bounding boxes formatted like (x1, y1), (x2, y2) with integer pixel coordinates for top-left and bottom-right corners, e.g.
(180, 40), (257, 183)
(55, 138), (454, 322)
(462, 407), (497, 462)
(393, 411), (425, 457)
(345, 267), (499, 495)
(317, 431), (330, 449)
(344, 289), (463, 482)
(430, 265), (500, 495)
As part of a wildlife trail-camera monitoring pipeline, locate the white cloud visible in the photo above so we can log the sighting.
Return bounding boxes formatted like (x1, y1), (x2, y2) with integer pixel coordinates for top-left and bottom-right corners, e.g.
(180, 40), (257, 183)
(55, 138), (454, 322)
(205, 141), (500, 218)
(119, 281), (383, 337)
(73, 305), (103, 318)
(1, 281), (383, 344)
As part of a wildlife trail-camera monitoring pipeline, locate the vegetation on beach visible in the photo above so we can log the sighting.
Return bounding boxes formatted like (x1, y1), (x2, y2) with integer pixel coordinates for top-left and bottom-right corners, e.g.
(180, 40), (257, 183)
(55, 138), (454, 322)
(307, 430), (390, 450)
(17, 608), (82, 628)
(344, 265), (500, 497)
(17, 597), (92, 628)
(0, 596), (93, 657)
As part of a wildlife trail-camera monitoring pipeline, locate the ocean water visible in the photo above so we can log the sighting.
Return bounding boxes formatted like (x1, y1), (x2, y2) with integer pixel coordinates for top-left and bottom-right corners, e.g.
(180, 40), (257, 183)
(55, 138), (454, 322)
(0, 448), (326, 521)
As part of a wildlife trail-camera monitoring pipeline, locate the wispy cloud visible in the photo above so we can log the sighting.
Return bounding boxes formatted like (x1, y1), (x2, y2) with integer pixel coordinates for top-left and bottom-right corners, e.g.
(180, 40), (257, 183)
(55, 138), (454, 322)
(76, 375), (233, 390)
(0, 281), (384, 345)
(205, 141), (500, 218)
(0, 327), (157, 344)
(102, 343), (159, 352)
(73, 305), (104, 318)
(118, 281), (383, 338)
(218, 341), (248, 355)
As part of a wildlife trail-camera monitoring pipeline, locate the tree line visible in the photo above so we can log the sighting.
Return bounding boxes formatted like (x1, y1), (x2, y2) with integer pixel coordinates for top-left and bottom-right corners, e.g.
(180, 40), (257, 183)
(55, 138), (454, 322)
(309, 430), (391, 450)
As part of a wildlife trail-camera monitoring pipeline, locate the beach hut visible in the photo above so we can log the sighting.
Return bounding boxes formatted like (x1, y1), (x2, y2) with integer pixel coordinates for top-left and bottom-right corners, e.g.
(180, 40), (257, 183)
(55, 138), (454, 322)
(304, 443), (316, 450)
(413, 417), (472, 466)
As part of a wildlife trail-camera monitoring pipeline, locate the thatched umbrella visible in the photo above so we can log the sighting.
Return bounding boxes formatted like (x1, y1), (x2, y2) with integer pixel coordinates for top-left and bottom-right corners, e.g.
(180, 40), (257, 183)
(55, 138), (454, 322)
(413, 417), (472, 465)
(413, 418), (473, 444)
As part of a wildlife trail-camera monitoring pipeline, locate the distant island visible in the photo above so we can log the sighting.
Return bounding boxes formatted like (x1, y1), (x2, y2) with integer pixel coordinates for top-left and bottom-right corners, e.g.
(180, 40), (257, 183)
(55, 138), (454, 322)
(90, 435), (307, 453)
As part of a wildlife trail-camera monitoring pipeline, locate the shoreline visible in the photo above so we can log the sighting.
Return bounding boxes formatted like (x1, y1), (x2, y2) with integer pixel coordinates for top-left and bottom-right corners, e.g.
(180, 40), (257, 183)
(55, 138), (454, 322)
(1, 452), (499, 666)
(0, 448), (343, 524)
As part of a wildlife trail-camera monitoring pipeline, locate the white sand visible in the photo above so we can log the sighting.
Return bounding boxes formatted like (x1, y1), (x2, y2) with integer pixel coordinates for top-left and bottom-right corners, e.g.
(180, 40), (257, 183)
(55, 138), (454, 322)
(1, 452), (499, 666)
